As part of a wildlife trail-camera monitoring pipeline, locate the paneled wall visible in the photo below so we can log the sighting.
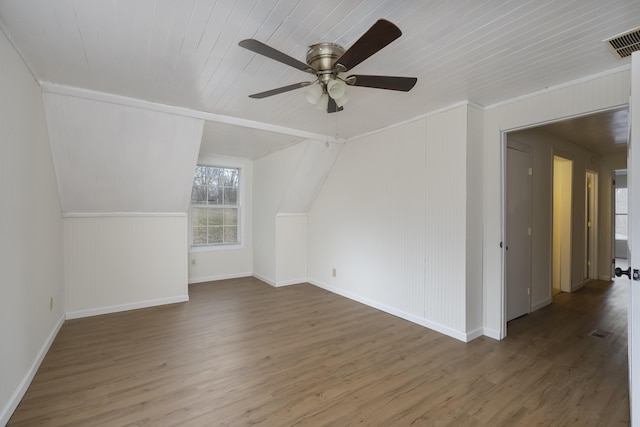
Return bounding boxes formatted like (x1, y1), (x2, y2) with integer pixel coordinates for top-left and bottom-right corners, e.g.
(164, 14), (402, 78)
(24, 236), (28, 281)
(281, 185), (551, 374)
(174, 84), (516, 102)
(253, 140), (341, 286)
(483, 70), (631, 338)
(308, 104), (482, 341)
(64, 215), (189, 318)
(0, 30), (65, 424)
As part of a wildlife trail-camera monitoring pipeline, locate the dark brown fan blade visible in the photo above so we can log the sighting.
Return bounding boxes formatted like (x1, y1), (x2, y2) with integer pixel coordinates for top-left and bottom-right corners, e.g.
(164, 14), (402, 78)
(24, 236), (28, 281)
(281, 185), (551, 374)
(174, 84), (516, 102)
(346, 75), (417, 91)
(239, 39), (314, 73)
(327, 97), (344, 113)
(249, 82), (311, 99)
(335, 19), (402, 72)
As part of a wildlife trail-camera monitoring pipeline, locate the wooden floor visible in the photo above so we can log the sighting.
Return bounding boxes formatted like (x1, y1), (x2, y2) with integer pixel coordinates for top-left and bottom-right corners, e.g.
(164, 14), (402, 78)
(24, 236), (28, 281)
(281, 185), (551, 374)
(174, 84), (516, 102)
(9, 277), (630, 426)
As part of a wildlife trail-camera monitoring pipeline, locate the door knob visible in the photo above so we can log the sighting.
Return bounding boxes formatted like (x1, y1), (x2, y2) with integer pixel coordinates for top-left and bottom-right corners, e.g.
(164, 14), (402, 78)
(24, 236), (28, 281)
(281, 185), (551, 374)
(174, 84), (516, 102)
(615, 267), (631, 278)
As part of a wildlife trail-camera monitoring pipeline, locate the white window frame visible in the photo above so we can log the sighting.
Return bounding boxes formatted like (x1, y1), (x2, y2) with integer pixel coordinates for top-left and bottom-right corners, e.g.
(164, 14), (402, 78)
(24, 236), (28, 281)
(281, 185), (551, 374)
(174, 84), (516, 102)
(189, 164), (243, 251)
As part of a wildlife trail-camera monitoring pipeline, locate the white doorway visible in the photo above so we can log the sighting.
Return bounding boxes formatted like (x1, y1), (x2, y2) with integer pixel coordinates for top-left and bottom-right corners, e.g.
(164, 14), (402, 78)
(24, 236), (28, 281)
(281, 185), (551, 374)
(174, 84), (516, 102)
(553, 155), (573, 293)
(585, 170), (598, 281)
(506, 141), (533, 321)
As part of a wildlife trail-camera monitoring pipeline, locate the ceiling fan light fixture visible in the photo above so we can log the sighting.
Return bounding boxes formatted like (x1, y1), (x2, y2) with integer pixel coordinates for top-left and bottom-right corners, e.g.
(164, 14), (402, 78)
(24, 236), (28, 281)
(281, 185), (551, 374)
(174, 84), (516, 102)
(305, 82), (323, 104)
(316, 93), (329, 110)
(327, 79), (346, 100)
(334, 93), (349, 108)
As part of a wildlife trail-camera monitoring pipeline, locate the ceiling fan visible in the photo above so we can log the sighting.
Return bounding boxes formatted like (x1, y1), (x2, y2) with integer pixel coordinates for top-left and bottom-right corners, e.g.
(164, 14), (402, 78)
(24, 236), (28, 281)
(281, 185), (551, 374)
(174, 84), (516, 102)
(238, 19), (417, 113)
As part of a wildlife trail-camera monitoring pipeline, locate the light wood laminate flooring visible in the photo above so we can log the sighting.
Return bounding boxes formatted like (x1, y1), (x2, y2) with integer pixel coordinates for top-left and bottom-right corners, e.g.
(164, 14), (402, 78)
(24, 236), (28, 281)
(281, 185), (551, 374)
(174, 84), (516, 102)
(9, 277), (630, 426)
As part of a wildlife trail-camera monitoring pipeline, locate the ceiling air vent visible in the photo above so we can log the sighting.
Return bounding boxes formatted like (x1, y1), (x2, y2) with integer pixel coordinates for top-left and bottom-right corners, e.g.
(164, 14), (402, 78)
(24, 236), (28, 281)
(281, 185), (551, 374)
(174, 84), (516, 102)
(605, 27), (640, 59)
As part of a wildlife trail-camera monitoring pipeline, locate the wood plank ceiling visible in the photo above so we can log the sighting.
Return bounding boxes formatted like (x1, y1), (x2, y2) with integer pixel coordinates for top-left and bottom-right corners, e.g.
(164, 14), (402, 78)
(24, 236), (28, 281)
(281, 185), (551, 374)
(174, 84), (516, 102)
(1, 0), (639, 158)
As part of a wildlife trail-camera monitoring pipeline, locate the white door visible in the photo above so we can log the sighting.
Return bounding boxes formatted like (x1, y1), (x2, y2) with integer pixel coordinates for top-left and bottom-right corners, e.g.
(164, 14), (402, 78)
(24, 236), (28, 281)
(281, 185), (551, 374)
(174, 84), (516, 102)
(629, 52), (640, 426)
(506, 143), (532, 321)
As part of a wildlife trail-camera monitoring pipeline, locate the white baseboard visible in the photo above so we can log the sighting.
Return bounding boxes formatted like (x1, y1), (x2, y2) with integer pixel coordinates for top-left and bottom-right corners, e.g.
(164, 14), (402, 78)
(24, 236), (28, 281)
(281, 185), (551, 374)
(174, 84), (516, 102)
(1, 313), (65, 426)
(483, 327), (502, 340)
(252, 273), (276, 287)
(308, 279), (474, 343)
(599, 274), (613, 281)
(188, 272), (252, 284)
(65, 295), (189, 320)
(275, 278), (307, 287)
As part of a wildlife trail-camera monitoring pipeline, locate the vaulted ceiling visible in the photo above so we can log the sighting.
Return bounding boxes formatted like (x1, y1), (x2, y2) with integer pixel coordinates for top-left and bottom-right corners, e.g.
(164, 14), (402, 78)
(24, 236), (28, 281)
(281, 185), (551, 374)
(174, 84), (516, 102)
(1, 0), (639, 158)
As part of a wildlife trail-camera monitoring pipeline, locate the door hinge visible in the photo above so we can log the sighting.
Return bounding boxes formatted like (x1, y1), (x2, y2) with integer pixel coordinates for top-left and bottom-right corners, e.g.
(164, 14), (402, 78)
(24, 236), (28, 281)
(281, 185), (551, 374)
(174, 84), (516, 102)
(528, 168), (533, 176)
(527, 287), (531, 296)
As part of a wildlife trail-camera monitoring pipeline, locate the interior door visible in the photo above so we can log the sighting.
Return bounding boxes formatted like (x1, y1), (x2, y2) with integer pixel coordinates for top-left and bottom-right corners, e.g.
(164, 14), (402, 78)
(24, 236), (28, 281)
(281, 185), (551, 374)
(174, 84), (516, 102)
(629, 52), (639, 425)
(506, 143), (532, 321)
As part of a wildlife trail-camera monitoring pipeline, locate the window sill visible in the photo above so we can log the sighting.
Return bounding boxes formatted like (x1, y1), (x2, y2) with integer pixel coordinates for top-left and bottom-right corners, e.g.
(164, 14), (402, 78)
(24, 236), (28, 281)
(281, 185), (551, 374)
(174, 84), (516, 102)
(189, 243), (245, 253)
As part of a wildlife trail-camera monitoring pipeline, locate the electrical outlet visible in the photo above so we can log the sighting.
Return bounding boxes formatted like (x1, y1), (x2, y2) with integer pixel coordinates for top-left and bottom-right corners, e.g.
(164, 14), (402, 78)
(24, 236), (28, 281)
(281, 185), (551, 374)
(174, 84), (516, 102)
(49, 297), (53, 311)
(332, 268), (336, 277)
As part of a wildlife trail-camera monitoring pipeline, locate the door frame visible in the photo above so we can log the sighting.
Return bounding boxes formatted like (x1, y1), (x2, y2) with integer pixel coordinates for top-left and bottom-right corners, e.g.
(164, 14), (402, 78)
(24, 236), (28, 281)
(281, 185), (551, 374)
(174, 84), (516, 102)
(500, 105), (628, 339)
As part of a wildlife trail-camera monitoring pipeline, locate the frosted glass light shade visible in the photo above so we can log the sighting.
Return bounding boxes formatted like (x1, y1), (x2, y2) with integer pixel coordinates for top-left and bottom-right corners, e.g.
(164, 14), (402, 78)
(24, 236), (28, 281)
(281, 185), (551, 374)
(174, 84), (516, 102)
(305, 83), (323, 104)
(334, 93), (349, 108)
(327, 79), (346, 99)
(316, 93), (329, 110)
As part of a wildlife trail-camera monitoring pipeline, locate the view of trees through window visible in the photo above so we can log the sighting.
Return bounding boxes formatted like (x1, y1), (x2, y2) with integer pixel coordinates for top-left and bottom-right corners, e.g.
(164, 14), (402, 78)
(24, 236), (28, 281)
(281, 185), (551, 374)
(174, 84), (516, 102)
(191, 166), (239, 246)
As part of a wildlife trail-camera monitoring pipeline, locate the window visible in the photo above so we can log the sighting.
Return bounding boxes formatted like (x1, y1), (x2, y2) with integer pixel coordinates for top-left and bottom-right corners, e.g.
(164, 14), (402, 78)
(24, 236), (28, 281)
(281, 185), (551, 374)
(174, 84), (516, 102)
(615, 187), (628, 240)
(191, 166), (240, 246)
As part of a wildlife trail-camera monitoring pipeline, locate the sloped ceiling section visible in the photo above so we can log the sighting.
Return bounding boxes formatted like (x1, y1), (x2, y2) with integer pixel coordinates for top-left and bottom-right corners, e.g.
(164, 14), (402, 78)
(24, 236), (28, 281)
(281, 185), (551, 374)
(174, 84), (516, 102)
(43, 92), (204, 214)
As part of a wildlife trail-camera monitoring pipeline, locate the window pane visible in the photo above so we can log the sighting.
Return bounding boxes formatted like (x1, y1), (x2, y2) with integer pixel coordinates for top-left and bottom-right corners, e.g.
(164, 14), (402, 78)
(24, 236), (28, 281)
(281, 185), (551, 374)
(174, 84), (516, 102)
(207, 186), (222, 205)
(209, 208), (224, 225)
(192, 208), (208, 226)
(224, 187), (238, 205)
(191, 185), (207, 204)
(224, 226), (238, 243)
(191, 165), (240, 247)
(208, 226), (223, 244)
(193, 227), (207, 245)
(616, 214), (628, 240)
(224, 208), (238, 225)
(616, 188), (628, 214)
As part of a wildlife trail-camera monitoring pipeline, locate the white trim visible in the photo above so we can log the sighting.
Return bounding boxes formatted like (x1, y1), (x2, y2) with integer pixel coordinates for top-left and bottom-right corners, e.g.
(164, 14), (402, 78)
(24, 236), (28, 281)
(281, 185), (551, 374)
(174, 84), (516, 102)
(349, 100), (476, 142)
(486, 65), (630, 110)
(63, 212), (187, 218)
(40, 82), (346, 144)
(308, 279), (475, 343)
(188, 272), (252, 284)
(483, 327), (501, 340)
(275, 278), (307, 287)
(600, 274), (613, 281)
(65, 295), (188, 320)
(252, 273), (276, 287)
(0, 313), (65, 426)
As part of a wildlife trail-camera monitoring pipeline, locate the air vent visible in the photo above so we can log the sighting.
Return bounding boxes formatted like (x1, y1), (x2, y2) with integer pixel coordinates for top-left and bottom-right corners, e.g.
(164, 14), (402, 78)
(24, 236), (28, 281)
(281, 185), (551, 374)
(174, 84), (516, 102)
(605, 27), (640, 59)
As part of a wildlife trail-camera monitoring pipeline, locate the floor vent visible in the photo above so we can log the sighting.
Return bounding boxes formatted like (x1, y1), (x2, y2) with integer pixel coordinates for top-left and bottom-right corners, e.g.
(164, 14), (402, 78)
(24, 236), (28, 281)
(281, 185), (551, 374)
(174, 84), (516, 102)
(605, 27), (640, 59)
(589, 329), (612, 339)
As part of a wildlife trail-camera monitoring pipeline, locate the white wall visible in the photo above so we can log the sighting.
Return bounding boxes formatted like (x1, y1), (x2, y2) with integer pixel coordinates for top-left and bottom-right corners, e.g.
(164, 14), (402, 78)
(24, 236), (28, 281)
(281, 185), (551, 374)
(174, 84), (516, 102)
(308, 104), (482, 341)
(64, 215), (189, 318)
(188, 155), (253, 283)
(483, 69), (630, 338)
(42, 90), (204, 214)
(253, 140), (341, 286)
(0, 30), (65, 424)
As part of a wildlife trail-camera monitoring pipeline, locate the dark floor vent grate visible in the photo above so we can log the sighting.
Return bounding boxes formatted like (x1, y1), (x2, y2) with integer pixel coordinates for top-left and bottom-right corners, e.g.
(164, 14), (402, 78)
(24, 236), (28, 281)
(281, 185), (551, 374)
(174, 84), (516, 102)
(605, 27), (640, 59)
(589, 329), (612, 339)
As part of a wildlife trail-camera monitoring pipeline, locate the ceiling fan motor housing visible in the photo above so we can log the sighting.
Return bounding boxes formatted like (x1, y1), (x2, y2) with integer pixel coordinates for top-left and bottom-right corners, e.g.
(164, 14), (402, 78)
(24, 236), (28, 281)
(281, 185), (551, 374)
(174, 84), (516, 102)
(306, 43), (345, 84)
